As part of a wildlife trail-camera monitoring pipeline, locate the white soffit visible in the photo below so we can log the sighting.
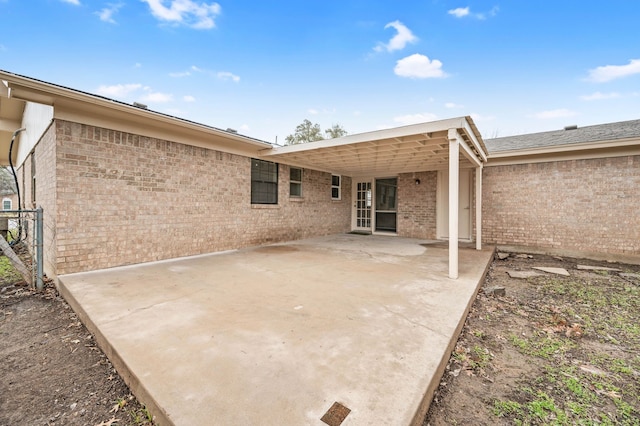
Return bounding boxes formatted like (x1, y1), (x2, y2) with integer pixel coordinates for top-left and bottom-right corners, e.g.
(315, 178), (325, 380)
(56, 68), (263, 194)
(261, 117), (487, 176)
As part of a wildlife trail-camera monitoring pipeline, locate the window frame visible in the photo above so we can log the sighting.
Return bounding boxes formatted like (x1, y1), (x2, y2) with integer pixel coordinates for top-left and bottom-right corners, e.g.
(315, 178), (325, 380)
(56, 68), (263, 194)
(331, 174), (341, 200)
(289, 167), (303, 198)
(250, 158), (279, 205)
(2, 198), (11, 210)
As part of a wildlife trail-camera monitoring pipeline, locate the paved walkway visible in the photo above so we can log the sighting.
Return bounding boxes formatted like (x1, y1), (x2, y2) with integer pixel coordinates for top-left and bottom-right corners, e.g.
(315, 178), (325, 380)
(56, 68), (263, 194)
(58, 235), (494, 426)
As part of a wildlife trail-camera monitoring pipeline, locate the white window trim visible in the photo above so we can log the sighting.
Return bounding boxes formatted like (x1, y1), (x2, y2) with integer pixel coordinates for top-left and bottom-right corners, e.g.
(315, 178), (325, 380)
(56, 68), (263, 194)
(289, 167), (303, 198)
(2, 198), (11, 210)
(331, 174), (341, 200)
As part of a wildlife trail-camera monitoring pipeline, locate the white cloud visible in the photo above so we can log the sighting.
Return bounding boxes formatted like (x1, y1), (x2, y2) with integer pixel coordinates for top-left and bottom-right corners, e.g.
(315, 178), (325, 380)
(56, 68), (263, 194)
(240, 124), (250, 132)
(96, 83), (142, 97)
(445, 102), (464, 109)
(393, 113), (438, 126)
(96, 83), (173, 104)
(374, 21), (418, 53)
(307, 108), (336, 116)
(586, 59), (640, 82)
(448, 5), (498, 20)
(60, 0), (80, 5)
(217, 71), (240, 82)
(141, 92), (173, 103)
(142, 0), (221, 29)
(169, 70), (191, 77)
(580, 91), (621, 101)
(470, 112), (495, 122)
(448, 7), (469, 18)
(529, 109), (577, 119)
(134, 63), (142, 68)
(394, 54), (447, 79)
(183, 95), (195, 102)
(191, 65), (203, 72)
(476, 6), (499, 20)
(97, 3), (123, 24)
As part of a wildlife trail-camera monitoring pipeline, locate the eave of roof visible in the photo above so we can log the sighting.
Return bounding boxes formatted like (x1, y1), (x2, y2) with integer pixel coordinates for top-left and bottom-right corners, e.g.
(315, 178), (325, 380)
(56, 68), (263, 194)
(0, 69), (273, 151)
(260, 116), (487, 176)
(484, 119), (640, 166)
(485, 118), (640, 154)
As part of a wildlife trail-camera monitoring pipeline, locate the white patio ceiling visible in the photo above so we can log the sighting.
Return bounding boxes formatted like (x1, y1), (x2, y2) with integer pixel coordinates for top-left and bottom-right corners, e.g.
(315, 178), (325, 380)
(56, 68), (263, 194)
(260, 116), (488, 176)
(261, 116), (488, 280)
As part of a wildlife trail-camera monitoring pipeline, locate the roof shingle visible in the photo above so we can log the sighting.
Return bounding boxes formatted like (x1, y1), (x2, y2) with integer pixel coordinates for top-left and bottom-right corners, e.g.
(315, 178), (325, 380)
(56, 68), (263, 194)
(484, 118), (640, 153)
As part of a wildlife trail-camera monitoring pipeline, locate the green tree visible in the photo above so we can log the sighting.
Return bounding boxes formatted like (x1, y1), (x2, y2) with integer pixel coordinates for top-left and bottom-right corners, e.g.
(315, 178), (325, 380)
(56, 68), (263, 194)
(285, 120), (348, 145)
(325, 124), (348, 139)
(285, 119), (324, 145)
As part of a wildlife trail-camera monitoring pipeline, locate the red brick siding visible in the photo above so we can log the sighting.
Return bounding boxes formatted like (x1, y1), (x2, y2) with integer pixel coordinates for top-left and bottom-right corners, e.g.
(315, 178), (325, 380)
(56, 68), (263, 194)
(38, 124), (58, 276)
(16, 124), (58, 277)
(397, 172), (437, 239)
(54, 121), (351, 274)
(482, 156), (640, 255)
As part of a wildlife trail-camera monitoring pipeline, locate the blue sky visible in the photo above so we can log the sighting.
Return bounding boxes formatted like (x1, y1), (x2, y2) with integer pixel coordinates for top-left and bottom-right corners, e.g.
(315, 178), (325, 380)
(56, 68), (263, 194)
(1, 0), (639, 143)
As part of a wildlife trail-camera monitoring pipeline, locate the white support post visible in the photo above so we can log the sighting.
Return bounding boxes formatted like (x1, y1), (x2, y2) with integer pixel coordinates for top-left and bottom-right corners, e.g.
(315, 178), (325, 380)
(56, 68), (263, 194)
(475, 166), (482, 251)
(448, 130), (459, 279)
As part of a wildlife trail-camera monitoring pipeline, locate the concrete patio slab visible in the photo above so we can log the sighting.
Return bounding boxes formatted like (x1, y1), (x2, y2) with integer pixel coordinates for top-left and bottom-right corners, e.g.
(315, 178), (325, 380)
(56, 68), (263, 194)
(57, 234), (494, 426)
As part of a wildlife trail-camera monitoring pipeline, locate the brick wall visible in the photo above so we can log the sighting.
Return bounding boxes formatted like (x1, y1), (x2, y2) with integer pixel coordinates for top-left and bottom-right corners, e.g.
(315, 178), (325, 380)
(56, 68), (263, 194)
(15, 124), (58, 278)
(482, 156), (640, 256)
(53, 121), (351, 275)
(37, 124), (58, 276)
(397, 171), (437, 239)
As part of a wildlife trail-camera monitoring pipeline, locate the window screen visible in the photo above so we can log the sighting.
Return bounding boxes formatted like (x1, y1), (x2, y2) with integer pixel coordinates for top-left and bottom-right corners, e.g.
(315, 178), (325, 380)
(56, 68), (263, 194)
(251, 159), (278, 204)
(290, 167), (302, 197)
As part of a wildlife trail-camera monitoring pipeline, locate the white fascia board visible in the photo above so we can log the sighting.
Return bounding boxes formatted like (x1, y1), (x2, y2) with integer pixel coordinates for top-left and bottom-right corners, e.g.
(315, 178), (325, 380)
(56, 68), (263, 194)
(458, 133), (483, 168)
(262, 117), (468, 156)
(448, 128), (482, 168)
(487, 137), (640, 161)
(0, 80), (9, 98)
(461, 117), (488, 162)
(0, 71), (273, 150)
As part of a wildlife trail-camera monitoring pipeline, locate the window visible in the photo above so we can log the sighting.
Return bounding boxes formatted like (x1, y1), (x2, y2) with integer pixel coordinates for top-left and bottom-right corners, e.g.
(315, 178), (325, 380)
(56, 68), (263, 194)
(251, 159), (278, 204)
(289, 167), (302, 197)
(2, 198), (11, 210)
(331, 174), (341, 200)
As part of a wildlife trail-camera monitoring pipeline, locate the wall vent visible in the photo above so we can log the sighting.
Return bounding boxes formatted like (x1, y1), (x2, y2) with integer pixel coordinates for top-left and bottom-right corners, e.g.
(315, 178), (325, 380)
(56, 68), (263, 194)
(133, 102), (148, 109)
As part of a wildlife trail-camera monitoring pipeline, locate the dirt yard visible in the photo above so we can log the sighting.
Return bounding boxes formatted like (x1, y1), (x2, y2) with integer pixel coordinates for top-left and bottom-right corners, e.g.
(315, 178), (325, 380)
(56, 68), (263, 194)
(2, 251), (639, 426)
(424, 252), (640, 425)
(0, 257), (154, 426)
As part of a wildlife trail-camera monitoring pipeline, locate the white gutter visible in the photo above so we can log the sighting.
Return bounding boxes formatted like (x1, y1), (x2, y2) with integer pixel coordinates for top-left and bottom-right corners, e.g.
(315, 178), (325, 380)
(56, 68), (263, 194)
(0, 70), (273, 150)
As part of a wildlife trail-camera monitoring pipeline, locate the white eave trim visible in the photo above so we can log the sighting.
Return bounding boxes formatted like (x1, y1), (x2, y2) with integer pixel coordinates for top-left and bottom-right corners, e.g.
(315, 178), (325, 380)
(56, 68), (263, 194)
(486, 137), (640, 166)
(489, 137), (640, 158)
(261, 117), (475, 156)
(0, 71), (273, 150)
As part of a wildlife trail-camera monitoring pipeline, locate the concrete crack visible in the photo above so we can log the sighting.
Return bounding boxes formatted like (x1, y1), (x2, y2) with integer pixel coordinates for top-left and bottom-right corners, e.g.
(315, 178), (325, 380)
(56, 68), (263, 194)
(382, 305), (446, 337)
(102, 291), (202, 325)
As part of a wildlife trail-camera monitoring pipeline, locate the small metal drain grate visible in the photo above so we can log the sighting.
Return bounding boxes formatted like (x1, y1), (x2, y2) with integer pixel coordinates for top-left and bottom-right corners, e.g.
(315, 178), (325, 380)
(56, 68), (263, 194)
(320, 401), (351, 426)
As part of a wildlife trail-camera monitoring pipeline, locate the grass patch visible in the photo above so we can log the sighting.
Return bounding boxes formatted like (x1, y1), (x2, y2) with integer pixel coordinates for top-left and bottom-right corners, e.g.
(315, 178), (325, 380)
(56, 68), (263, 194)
(0, 255), (22, 284)
(427, 255), (640, 426)
(509, 333), (575, 359)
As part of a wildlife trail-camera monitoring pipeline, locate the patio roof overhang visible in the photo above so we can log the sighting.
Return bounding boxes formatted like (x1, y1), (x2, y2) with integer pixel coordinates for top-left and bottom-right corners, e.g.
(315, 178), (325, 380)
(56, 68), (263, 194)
(261, 116), (489, 279)
(260, 116), (488, 177)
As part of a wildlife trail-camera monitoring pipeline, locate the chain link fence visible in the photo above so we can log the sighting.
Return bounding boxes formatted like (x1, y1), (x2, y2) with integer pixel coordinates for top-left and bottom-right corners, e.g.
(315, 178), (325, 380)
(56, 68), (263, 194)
(0, 207), (43, 290)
